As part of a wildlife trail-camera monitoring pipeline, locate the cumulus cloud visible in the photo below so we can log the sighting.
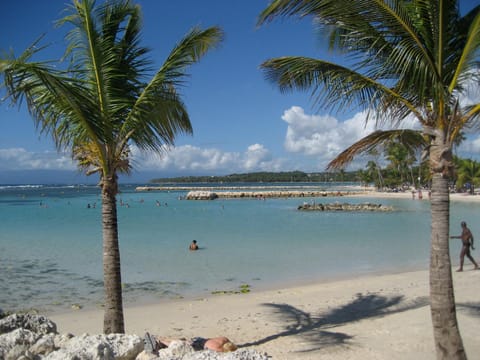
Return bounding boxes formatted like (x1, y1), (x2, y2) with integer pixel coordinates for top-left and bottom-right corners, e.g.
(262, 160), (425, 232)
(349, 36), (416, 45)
(0, 143), (285, 176)
(0, 148), (75, 171)
(3, 102), (480, 178)
(131, 143), (284, 173)
(280, 106), (424, 168)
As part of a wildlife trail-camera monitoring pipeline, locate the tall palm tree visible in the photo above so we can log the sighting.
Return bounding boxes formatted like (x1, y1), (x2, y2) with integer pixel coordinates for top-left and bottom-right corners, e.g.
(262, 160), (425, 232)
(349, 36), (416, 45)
(258, 1), (480, 358)
(367, 148), (385, 190)
(456, 158), (480, 194)
(385, 141), (416, 184)
(1, 0), (222, 333)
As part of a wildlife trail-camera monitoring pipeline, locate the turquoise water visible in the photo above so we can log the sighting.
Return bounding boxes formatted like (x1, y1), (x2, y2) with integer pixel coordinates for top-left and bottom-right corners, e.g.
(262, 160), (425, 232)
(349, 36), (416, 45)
(0, 183), (474, 313)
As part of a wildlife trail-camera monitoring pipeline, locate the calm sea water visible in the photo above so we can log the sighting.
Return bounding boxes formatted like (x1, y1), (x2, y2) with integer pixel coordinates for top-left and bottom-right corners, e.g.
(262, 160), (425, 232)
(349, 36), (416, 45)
(0, 183), (475, 313)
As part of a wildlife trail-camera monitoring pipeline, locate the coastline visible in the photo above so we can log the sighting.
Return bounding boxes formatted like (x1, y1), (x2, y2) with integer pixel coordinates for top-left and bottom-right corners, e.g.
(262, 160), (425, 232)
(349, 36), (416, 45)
(347, 189), (480, 202)
(49, 267), (480, 359)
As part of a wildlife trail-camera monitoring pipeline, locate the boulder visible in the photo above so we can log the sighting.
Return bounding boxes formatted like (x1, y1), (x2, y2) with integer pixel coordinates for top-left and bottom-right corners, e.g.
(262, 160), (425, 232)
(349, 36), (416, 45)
(0, 328), (41, 360)
(0, 313), (57, 335)
(44, 333), (143, 360)
(135, 339), (269, 360)
(185, 191), (218, 200)
(0, 313), (269, 360)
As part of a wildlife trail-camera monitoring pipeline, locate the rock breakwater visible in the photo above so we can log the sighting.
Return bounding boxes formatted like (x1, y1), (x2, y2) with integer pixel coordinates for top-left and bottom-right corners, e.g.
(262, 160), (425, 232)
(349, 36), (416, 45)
(185, 190), (352, 200)
(297, 202), (394, 212)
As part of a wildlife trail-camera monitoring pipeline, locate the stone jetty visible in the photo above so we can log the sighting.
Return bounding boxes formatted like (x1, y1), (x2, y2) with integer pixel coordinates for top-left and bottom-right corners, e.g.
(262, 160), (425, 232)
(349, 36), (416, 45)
(184, 190), (351, 200)
(297, 202), (394, 212)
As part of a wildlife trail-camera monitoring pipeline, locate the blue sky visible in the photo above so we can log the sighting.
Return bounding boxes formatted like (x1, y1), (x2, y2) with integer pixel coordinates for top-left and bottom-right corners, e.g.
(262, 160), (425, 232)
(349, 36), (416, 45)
(1, 0), (480, 184)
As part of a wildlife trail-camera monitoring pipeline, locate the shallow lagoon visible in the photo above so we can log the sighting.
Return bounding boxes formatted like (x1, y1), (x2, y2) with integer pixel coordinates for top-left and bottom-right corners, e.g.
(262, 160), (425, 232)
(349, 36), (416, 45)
(0, 183), (473, 313)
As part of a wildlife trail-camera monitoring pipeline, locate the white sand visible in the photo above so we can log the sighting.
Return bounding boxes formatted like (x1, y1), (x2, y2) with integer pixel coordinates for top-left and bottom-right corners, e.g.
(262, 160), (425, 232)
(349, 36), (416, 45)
(49, 191), (480, 359)
(49, 268), (480, 359)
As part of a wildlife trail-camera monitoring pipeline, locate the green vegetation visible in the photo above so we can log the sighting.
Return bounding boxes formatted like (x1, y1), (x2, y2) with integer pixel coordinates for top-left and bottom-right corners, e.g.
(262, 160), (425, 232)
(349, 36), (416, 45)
(150, 170), (358, 184)
(151, 150), (476, 193)
(211, 284), (251, 295)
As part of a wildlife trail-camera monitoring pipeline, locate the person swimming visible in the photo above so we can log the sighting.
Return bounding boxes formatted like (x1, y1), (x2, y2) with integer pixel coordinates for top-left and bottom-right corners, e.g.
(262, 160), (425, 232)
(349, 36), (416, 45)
(189, 240), (199, 250)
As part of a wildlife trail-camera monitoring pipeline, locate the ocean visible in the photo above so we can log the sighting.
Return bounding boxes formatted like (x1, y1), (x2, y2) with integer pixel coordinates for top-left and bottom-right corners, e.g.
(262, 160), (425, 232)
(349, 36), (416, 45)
(0, 183), (474, 314)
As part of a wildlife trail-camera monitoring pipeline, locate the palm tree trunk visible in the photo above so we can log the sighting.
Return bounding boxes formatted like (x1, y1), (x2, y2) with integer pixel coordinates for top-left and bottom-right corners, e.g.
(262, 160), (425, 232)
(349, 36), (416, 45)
(429, 138), (466, 359)
(101, 177), (125, 334)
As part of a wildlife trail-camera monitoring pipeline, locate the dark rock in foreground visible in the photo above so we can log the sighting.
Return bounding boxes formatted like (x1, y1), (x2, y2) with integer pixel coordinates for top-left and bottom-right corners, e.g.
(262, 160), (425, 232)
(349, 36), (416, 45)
(298, 202), (394, 212)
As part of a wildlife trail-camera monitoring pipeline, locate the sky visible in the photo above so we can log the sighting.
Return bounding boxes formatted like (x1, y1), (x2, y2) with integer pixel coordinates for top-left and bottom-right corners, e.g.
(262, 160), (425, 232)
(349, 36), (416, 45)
(1, 0), (480, 184)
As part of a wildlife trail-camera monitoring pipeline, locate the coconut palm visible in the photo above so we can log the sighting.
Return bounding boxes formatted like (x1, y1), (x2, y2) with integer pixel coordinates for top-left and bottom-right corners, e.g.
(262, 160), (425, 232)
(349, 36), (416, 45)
(456, 158), (480, 194)
(1, 0), (223, 333)
(258, 1), (480, 358)
(385, 141), (416, 184)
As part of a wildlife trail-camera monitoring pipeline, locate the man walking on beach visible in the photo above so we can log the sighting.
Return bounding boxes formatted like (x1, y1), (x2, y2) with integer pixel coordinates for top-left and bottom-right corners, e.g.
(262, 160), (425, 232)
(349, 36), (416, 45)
(450, 221), (479, 271)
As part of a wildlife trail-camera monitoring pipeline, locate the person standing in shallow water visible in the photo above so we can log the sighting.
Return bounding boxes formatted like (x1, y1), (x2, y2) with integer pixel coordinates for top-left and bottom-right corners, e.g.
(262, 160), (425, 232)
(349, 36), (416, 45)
(450, 221), (479, 272)
(189, 240), (199, 251)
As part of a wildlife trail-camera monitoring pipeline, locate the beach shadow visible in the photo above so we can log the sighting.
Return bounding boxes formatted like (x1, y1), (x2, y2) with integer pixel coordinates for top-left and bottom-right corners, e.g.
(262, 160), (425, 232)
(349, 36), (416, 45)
(457, 302), (480, 318)
(240, 293), (429, 353)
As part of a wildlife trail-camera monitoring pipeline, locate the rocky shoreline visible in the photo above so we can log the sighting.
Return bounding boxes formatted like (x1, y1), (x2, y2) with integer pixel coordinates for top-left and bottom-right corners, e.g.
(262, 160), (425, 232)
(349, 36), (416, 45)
(0, 313), (269, 360)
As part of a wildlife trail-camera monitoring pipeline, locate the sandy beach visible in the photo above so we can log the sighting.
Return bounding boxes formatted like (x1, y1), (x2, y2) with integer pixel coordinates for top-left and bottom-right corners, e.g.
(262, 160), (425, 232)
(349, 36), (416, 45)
(49, 267), (480, 359)
(46, 190), (480, 359)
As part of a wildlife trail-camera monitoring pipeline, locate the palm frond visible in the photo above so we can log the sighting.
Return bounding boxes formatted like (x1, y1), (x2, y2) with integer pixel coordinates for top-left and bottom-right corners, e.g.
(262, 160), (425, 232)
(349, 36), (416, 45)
(259, 0), (480, 129)
(155, 26), (223, 87)
(124, 26), (223, 151)
(2, 55), (103, 151)
(125, 88), (191, 153)
(261, 56), (423, 124)
(326, 129), (427, 170)
(449, 8), (480, 93)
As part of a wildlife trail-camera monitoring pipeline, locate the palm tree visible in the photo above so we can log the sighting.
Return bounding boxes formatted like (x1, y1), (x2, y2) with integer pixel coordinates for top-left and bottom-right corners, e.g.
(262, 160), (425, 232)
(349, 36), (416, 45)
(1, 0), (223, 333)
(385, 141), (417, 185)
(456, 158), (480, 194)
(367, 148), (385, 190)
(258, 1), (480, 358)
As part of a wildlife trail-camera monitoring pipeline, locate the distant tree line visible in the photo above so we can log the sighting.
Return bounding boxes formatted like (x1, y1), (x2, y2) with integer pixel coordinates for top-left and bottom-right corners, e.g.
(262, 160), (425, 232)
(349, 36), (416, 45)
(150, 170), (359, 183)
(151, 149), (480, 193)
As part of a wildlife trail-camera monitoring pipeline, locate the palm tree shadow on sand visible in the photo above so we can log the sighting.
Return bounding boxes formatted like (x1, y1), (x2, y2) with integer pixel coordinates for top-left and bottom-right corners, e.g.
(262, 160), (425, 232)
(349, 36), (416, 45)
(457, 302), (480, 318)
(240, 293), (430, 354)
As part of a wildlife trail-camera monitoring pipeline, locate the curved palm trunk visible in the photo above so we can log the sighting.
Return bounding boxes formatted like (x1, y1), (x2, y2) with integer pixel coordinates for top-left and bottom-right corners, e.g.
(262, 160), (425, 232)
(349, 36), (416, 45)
(429, 136), (466, 359)
(101, 177), (125, 334)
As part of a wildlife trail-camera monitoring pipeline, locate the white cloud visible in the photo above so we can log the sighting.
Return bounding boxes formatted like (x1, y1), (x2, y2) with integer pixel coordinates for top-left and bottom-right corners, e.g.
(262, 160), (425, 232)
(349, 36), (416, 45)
(131, 143), (284, 174)
(280, 106), (424, 169)
(281, 106), (373, 162)
(4, 103), (480, 179)
(0, 148), (75, 171)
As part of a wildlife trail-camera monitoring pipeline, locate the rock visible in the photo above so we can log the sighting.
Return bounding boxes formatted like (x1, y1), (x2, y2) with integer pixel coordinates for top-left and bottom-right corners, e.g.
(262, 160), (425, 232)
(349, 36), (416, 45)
(29, 333), (57, 356)
(0, 328), (41, 360)
(136, 340), (269, 360)
(186, 191), (219, 200)
(158, 348), (269, 360)
(136, 350), (159, 360)
(44, 333), (143, 360)
(297, 202), (394, 212)
(152, 339), (195, 359)
(53, 332), (75, 348)
(0, 313), (57, 335)
(0, 313), (269, 360)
